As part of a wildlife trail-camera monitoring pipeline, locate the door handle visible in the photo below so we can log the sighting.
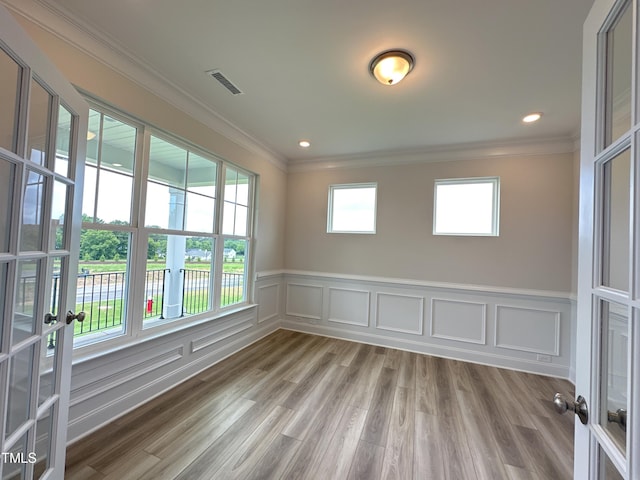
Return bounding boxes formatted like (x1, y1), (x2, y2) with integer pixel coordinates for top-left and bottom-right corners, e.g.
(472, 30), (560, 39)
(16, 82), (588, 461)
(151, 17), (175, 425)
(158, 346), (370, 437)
(44, 313), (57, 324)
(553, 393), (589, 425)
(66, 311), (86, 325)
(607, 408), (627, 432)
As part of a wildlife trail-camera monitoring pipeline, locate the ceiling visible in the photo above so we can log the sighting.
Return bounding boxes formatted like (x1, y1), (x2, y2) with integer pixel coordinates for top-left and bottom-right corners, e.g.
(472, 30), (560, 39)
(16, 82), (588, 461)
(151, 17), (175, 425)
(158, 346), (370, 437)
(13, 0), (594, 164)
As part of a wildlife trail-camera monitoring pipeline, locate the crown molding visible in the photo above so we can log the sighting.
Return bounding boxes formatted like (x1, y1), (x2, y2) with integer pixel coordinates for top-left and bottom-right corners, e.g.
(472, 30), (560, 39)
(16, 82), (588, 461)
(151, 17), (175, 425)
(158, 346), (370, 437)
(288, 135), (578, 173)
(1, 0), (288, 172)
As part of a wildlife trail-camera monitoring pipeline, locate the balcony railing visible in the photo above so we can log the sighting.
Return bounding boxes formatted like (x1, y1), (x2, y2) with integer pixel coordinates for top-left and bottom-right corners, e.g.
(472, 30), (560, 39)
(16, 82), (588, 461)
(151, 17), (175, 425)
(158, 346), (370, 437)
(44, 269), (244, 338)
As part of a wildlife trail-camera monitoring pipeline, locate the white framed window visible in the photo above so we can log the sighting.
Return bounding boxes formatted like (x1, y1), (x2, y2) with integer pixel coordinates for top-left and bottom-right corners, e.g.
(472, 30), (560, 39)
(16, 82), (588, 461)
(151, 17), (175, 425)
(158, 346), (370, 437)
(433, 177), (500, 236)
(77, 99), (256, 350)
(327, 183), (377, 234)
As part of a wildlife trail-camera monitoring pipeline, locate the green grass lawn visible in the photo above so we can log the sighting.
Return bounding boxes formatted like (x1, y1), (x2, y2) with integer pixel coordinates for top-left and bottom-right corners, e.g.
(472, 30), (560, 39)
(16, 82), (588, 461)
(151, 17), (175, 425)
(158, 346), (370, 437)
(79, 259), (245, 274)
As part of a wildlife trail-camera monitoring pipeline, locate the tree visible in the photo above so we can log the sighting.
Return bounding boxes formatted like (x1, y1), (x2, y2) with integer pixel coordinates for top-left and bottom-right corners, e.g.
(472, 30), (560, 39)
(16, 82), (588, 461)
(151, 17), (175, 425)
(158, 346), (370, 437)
(79, 230), (120, 261)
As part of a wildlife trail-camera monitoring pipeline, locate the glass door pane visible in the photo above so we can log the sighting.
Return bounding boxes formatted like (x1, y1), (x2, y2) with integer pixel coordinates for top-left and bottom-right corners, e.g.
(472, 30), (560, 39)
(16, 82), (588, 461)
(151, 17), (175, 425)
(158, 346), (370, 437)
(13, 259), (41, 346)
(6, 344), (35, 436)
(598, 299), (628, 453)
(0, 158), (16, 253)
(603, 1), (633, 149)
(600, 148), (630, 291)
(0, 46), (22, 154)
(27, 80), (52, 167)
(20, 170), (46, 252)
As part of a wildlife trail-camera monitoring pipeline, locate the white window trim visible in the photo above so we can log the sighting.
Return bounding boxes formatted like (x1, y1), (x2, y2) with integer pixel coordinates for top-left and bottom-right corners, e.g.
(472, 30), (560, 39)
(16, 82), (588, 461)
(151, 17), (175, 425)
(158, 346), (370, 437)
(72, 96), (256, 358)
(327, 182), (377, 234)
(433, 176), (500, 237)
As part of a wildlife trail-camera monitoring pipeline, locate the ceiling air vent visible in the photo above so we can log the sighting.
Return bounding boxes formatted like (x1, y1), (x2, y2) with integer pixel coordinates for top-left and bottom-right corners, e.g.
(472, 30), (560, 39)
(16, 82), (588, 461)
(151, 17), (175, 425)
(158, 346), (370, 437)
(206, 69), (243, 95)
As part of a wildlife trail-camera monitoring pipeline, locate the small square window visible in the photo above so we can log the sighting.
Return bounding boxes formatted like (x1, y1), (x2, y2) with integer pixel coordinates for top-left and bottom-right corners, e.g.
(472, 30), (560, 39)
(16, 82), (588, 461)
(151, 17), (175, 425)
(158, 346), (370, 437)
(433, 177), (500, 236)
(328, 183), (377, 234)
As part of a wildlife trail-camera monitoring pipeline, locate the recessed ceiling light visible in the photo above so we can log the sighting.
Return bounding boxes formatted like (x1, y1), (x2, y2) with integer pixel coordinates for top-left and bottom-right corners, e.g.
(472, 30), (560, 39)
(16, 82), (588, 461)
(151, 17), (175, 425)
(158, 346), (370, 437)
(299, 140), (311, 148)
(522, 112), (542, 123)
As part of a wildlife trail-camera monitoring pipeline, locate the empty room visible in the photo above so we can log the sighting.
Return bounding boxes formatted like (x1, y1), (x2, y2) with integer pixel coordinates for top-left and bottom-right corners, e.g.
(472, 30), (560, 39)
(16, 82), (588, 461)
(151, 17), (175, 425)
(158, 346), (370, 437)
(0, 0), (637, 478)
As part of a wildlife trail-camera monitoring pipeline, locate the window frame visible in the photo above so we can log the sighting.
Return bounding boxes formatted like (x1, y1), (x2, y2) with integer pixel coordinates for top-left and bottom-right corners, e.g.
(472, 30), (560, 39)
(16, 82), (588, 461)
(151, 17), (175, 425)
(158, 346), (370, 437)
(73, 96), (256, 355)
(433, 176), (500, 237)
(327, 182), (378, 234)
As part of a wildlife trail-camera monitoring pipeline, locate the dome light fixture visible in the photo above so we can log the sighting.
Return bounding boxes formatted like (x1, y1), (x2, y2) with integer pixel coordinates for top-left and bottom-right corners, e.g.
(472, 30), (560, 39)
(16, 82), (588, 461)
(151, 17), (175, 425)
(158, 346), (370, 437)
(369, 49), (415, 86)
(522, 112), (543, 123)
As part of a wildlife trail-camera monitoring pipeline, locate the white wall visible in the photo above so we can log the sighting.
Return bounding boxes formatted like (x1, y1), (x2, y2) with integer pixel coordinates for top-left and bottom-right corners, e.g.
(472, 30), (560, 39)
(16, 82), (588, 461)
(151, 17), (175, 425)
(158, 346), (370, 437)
(283, 149), (578, 379)
(285, 152), (575, 291)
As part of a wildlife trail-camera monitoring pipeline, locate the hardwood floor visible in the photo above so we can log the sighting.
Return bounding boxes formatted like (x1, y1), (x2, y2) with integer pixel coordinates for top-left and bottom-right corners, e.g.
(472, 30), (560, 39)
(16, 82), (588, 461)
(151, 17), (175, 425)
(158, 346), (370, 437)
(65, 330), (575, 480)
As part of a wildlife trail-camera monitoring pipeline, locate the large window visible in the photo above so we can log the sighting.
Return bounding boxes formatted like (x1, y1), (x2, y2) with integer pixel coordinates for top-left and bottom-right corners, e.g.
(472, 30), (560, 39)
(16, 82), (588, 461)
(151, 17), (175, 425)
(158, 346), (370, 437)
(77, 108), (137, 345)
(327, 183), (377, 233)
(77, 102), (255, 348)
(433, 177), (500, 236)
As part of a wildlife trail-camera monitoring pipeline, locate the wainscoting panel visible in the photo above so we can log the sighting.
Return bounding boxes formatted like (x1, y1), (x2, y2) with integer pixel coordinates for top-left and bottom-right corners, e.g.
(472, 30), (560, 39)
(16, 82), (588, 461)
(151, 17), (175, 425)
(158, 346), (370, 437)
(376, 292), (424, 335)
(328, 287), (370, 326)
(281, 271), (573, 379)
(431, 298), (487, 345)
(257, 283), (280, 323)
(495, 305), (560, 355)
(285, 283), (323, 320)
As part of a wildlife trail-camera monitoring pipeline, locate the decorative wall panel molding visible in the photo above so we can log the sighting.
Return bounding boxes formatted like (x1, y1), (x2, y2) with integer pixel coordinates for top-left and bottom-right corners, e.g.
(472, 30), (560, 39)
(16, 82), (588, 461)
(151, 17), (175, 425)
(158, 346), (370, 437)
(495, 305), (560, 355)
(375, 292), (424, 335)
(281, 271), (573, 380)
(257, 283), (280, 323)
(191, 321), (253, 353)
(430, 298), (487, 345)
(285, 283), (323, 320)
(70, 347), (184, 406)
(328, 287), (370, 326)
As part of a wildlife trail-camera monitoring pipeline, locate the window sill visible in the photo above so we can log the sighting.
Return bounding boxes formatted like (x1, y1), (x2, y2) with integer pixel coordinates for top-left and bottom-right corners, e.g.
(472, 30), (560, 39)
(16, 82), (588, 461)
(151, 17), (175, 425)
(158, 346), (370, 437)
(71, 303), (257, 366)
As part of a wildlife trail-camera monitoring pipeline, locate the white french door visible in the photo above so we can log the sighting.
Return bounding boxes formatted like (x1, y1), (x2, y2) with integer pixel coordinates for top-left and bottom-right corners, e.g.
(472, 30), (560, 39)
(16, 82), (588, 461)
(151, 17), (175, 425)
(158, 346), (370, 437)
(576, 0), (639, 478)
(0, 5), (87, 480)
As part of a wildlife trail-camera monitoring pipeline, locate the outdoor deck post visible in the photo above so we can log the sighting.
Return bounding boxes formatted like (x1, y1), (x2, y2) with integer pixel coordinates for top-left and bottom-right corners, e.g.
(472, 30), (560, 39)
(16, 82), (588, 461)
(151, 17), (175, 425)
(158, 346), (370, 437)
(164, 188), (186, 318)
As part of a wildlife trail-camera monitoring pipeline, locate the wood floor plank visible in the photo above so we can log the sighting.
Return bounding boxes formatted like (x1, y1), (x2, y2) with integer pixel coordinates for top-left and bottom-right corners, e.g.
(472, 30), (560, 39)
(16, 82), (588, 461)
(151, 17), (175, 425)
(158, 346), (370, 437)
(282, 336), (331, 383)
(505, 464), (539, 480)
(360, 366), (398, 446)
(280, 370), (356, 478)
(515, 424), (572, 480)
(244, 434), (301, 480)
(415, 353), (437, 415)
(464, 362), (532, 470)
(281, 351), (337, 409)
(455, 389), (510, 480)
(347, 440), (385, 480)
(170, 402), (284, 480)
(397, 351), (417, 389)
(282, 364), (348, 440)
(308, 405), (368, 480)
(139, 398), (256, 479)
(381, 386), (415, 480)
(413, 411), (446, 479)
(65, 331), (574, 480)
(64, 464), (104, 480)
(101, 450), (161, 480)
(210, 405), (294, 480)
(349, 350), (386, 409)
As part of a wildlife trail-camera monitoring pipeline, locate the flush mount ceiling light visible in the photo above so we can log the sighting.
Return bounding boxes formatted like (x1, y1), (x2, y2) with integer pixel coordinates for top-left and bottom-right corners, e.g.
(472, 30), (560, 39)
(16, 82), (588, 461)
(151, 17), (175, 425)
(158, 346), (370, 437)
(369, 49), (415, 86)
(298, 140), (311, 148)
(522, 112), (543, 123)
